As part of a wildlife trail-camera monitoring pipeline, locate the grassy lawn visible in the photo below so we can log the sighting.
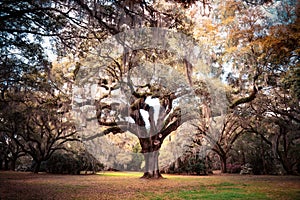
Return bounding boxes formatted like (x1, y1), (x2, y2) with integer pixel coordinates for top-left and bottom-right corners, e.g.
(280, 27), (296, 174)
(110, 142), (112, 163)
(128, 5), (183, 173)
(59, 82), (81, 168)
(0, 171), (299, 200)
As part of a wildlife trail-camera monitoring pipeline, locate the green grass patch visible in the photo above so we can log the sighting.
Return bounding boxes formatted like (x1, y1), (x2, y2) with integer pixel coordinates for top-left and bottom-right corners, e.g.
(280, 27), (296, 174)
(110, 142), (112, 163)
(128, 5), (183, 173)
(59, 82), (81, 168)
(143, 182), (270, 200)
(147, 189), (269, 200)
(209, 182), (236, 187)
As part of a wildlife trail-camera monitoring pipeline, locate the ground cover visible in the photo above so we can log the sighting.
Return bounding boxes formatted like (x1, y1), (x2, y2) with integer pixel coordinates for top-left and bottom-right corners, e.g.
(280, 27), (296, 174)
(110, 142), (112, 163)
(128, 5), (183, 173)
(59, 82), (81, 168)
(0, 171), (299, 200)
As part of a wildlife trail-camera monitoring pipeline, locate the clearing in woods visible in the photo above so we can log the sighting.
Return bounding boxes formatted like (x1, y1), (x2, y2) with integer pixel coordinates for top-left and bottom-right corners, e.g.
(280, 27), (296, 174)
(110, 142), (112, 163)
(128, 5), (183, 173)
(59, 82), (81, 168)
(0, 171), (299, 200)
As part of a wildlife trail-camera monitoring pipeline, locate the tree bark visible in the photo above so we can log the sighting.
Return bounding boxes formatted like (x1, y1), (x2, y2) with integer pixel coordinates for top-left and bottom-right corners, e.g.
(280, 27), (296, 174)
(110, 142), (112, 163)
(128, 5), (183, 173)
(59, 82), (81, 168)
(139, 135), (164, 179)
(278, 154), (294, 175)
(33, 160), (41, 173)
(10, 158), (16, 171)
(276, 131), (295, 175)
(260, 137), (267, 174)
(141, 151), (163, 179)
(220, 155), (227, 173)
(4, 158), (9, 170)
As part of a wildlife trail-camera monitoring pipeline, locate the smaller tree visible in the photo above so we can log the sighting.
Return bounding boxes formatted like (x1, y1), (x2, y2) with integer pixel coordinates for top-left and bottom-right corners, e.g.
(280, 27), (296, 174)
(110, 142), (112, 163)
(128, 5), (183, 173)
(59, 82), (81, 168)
(195, 113), (244, 173)
(46, 148), (104, 174)
(250, 92), (300, 175)
(0, 91), (78, 173)
(0, 132), (25, 171)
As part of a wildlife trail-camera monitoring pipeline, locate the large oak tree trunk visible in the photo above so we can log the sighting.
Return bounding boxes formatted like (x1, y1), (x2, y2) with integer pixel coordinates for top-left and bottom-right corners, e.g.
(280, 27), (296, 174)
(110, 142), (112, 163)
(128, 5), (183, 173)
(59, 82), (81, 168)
(141, 151), (163, 179)
(139, 137), (163, 179)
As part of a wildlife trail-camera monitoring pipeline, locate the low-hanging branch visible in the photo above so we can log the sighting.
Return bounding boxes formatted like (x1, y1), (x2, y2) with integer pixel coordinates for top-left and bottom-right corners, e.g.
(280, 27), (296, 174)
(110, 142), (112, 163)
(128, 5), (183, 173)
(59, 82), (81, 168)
(229, 85), (258, 109)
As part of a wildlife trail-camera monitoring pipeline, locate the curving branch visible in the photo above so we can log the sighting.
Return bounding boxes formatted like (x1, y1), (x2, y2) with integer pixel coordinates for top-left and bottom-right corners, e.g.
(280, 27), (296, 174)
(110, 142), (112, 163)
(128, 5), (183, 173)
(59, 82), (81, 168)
(229, 85), (259, 109)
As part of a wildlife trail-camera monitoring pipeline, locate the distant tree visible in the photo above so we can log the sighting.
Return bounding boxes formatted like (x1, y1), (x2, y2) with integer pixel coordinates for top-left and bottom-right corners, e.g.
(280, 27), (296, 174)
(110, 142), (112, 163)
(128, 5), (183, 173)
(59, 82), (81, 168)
(242, 89), (300, 175)
(0, 0), (86, 173)
(0, 131), (25, 171)
(0, 90), (78, 173)
(207, 0), (299, 108)
(191, 0), (300, 175)
(231, 1), (300, 175)
(194, 113), (244, 173)
(46, 149), (104, 174)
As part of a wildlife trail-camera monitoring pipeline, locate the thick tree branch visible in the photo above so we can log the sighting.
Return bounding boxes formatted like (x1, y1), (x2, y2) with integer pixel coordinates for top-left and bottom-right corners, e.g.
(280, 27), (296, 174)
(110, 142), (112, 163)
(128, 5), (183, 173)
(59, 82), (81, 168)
(229, 86), (258, 109)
